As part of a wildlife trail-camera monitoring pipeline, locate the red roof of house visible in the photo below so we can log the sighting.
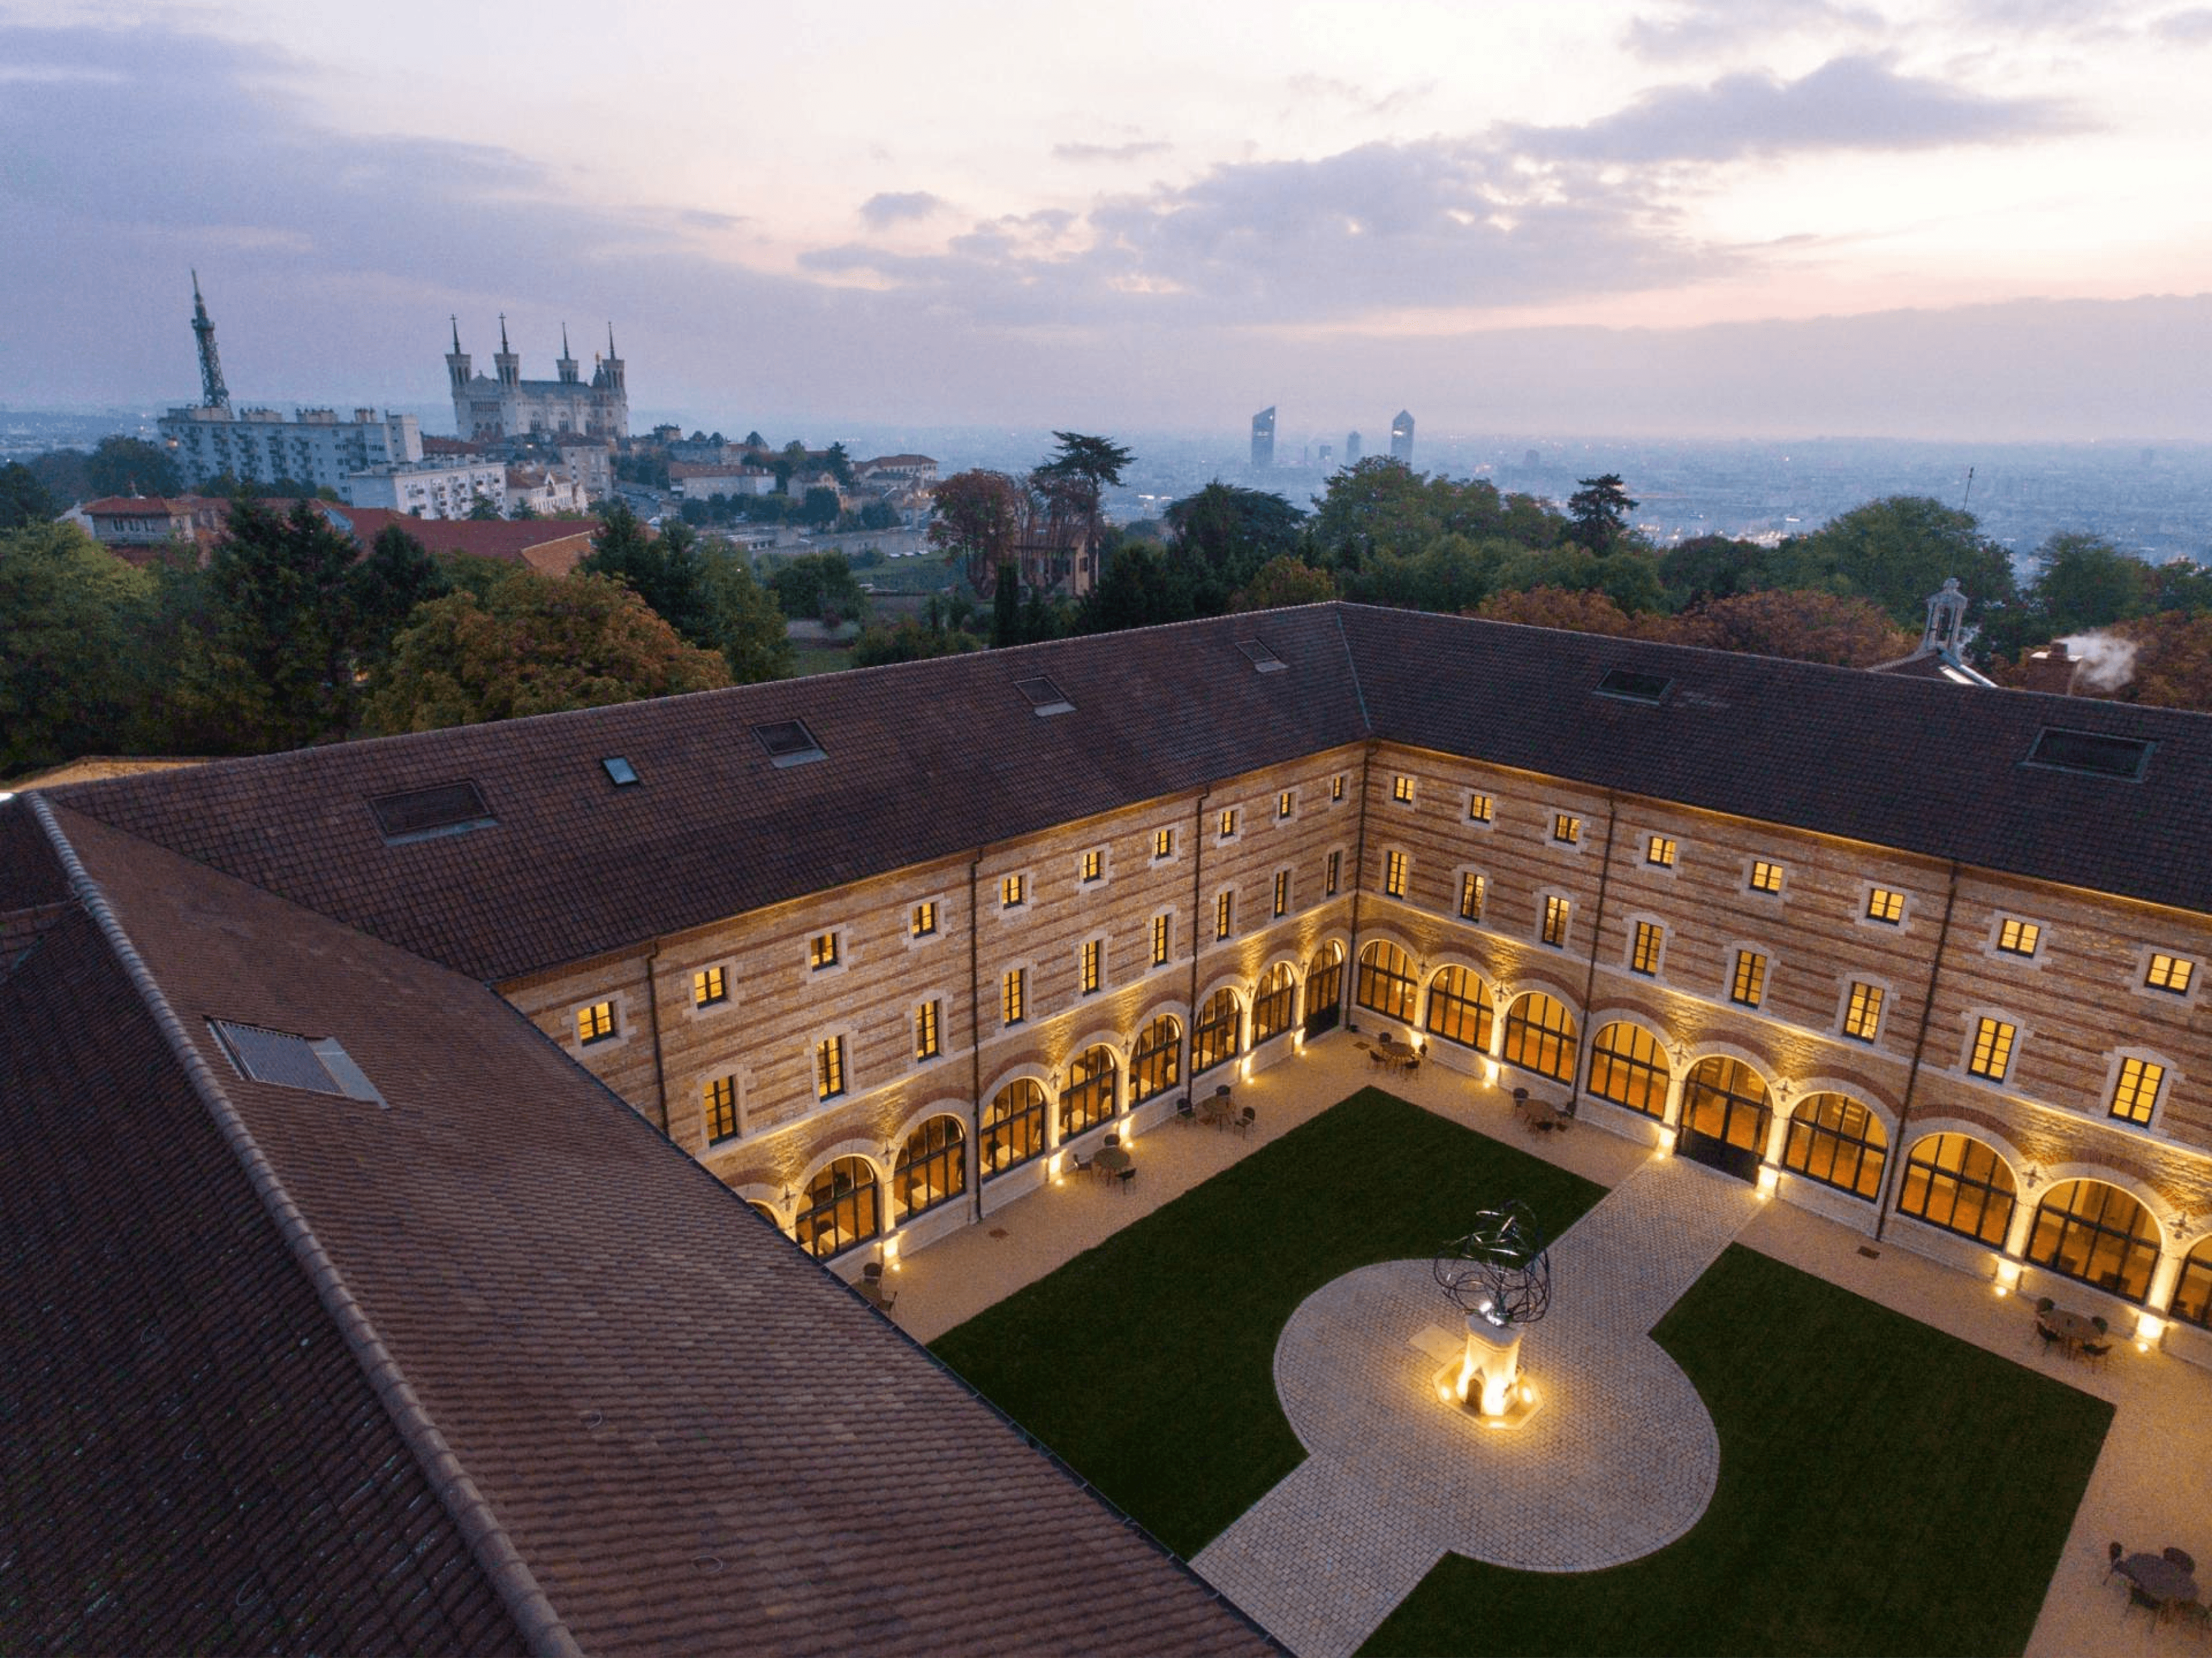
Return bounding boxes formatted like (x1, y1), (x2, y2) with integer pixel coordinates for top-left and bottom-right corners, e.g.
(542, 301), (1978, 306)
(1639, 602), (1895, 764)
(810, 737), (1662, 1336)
(82, 495), (230, 517)
(322, 506), (597, 573)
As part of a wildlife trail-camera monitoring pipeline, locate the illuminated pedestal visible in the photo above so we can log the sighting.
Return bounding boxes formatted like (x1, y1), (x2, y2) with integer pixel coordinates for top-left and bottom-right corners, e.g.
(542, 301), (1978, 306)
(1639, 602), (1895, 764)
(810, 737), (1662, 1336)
(1433, 1312), (1542, 1429)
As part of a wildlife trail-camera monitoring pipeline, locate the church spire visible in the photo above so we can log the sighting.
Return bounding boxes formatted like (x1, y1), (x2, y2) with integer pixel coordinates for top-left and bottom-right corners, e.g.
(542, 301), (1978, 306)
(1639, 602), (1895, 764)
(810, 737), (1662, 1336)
(190, 269), (229, 410)
(499, 312), (510, 353)
(450, 314), (461, 354)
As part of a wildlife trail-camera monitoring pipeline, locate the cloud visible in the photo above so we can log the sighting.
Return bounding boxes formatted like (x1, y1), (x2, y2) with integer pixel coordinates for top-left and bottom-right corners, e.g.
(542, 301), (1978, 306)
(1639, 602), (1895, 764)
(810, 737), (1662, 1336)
(1053, 139), (1172, 163)
(1512, 54), (2083, 162)
(2154, 6), (2212, 40)
(858, 191), (946, 227)
(1284, 75), (1437, 119)
(1625, 0), (1881, 60)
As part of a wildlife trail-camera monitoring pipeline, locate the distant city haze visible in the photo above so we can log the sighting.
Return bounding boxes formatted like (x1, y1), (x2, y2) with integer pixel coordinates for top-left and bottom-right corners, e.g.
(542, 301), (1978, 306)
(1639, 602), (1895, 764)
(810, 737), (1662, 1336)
(5, 2), (2212, 440)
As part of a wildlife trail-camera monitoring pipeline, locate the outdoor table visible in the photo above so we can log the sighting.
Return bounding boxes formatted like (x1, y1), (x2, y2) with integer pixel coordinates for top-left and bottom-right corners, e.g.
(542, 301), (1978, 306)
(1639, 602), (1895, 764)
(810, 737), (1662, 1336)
(1094, 1145), (1132, 1176)
(2119, 1553), (2200, 1609)
(2038, 1308), (2100, 1349)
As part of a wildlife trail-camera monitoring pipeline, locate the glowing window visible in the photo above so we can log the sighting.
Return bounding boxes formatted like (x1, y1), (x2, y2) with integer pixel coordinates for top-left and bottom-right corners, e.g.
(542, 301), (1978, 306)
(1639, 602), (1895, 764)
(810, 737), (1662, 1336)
(1002, 873), (1026, 908)
(1219, 807), (1238, 838)
(1541, 895), (1569, 947)
(1842, 982), (1884, 1042)
(1503, 993), (1577, 1082)
(576, 1001), (615, 1045)
(1131, 1016), (1182, 1103)
(1459, 872), (1484, 922)
(1385, 850), (1408, 899)
(1630, 921), (1662, 976)
(1325, 850), (1342, 896)
(1866, 887), (1905, 924)
(911, 900), (938, 937)
(703, 1075), (740, 1143)
(1646, 835), (1676, 868)
(1730, 950), (1767, 1007)
(1468, 793), (1493, 824)
(2110, 1057), (2164, 1126)
(1062, 1047), (1117, 1137)
(1153, 828), (1174, 860)
(1332, 774), (1346, 802)
(1002, 967), (1026, 1025)
(915, 999), (942, 1062)
(1587, 1022), (1666, 1116)
(1392, 774), (1415, 804)
(692, 967), (727, 1008)
(1215, 890), (1234, 940)
(2147, 952), (2195, 994)
(795, 1157), (876, 1259)
(982, 1080), (1046, 1175)
(809, 931), (839, 971)
(1151, 914), (1170, 966)
(1749, 860), (1783, 894)
(1273, 869), (1290, 917)
(1783, 1094), (1886, 1201)
(1192, 988), (1241, 1074)
(1899, 1133), (2016, 1246)
(1967, 1016), (2016, 1081)
(1355, 941), (1418, 1023)
(1552, 813), (1581, 845)
(1081, 849), (1103, 883)
(1995, 917), (2040, 957)
(1277, 790), (1293, 819)
(1425, 965), (1493, 1052)
(1081, 938), (1102, 994)
(1252, 963), (1296, 1044)
(814, 1035), (846, 1100)
(2027, 1180), (2160, 1303)
(895, 1118), (965, 1220)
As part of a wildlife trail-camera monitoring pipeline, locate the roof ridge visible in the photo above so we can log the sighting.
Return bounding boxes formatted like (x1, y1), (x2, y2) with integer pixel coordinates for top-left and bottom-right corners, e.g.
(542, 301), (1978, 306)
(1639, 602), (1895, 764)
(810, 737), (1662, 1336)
(24, 793), (582, 1658)
(1332, 603), (1371, 734)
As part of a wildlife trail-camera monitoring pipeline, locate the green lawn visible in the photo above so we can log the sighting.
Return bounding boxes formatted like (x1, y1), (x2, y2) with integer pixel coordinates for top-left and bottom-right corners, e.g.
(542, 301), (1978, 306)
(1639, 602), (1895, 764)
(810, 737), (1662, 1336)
(930, 1090), (1606, 1555)
(1363, 1244), (2112, 1657)
(786, 645), (853, 677)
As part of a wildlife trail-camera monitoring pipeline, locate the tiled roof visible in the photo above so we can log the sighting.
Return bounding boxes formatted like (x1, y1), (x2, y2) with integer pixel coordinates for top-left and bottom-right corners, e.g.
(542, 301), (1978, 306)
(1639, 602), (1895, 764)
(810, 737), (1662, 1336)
(320, 506), (598, 570)
(18, 802), (1272, 1656)
(0, 872), (523, 1652)
(59, 607), (1370, 981)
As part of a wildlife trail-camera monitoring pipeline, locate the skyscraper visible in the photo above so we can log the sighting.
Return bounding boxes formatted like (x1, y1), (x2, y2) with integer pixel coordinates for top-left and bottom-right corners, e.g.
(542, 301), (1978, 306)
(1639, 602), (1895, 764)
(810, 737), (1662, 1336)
(1389, 410), (1415, 466)
(1250, 406), (1276, 470)
(1344, 430), (1362, 465)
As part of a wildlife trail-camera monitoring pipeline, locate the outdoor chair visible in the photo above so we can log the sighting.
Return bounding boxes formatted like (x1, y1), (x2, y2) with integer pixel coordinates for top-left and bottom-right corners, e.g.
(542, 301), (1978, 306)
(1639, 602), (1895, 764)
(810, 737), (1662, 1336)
(2173, 1599), (2209, 1636)
(2108, 1542), (2127, 1580)
(2035, 1323), (2062, 1354)
(1175, 1096), (1196, 1126)
(2081, 1341), (2112, 1367)
(2126, 1584), (2164, 1624)
(2166, 1548), (2197, 1573)
(1234, 1106), (1256, 1138)
(1070, 1152), (1092, 1179)
(2036, 1296), (2056, 1315)
(1105, 1131), (1120, 1148)
(1116, 1167), (1136, 1195)
(2092, 1314), (2109, 1334)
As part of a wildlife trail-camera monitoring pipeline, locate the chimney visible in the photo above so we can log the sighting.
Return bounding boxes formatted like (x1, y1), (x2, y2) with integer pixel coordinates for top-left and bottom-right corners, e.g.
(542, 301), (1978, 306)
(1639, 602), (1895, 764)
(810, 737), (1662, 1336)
(2020, 642), (2077, 696)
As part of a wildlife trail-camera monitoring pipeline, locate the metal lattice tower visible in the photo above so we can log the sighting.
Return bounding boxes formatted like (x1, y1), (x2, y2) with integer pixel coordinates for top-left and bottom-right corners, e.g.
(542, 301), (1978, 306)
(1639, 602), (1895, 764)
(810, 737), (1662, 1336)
(191, 270), (229, 410)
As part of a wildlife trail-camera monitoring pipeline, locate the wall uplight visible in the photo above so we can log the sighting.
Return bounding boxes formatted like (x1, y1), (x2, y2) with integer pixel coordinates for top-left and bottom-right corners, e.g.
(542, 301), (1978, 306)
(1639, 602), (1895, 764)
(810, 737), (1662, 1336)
(1655, 1127), (1676, 1157)
(1483, 1059), (1500, 1086)
(1756, 1165), (1778, 1199)
(1994, 1257), (2021, 1296)
(2135, 1313), (2164, 1352)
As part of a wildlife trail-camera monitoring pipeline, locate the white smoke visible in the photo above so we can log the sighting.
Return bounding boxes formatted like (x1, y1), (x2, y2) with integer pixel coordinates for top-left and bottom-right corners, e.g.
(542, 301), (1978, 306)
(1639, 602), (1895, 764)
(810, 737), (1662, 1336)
(2056, 632), (2138, 694)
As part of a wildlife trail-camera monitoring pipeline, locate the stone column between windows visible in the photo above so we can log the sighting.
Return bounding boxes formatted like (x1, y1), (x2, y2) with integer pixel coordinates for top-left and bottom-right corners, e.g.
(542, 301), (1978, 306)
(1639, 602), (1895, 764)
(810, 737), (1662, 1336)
(2002, 1195), (2038, 1262)
(1660, 1069), (1687, 1129)
(1485, 993), (1508, 1061)
(1761, 1093), (1793, 1168)
(2144, 1247), (2187, 1326)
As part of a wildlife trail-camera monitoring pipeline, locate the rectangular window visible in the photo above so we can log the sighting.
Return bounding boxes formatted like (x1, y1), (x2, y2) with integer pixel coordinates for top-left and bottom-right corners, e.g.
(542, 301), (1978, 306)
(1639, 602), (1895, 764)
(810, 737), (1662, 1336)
(1392, 774), (1415, 804)
(1002, 873), (1026, 908)
(1326, 850), (1342, 896)
(809, 931), (839, 970)
(692, 966), (727, 1007)
(1151, 914), (1170, 966)
(1277, 790), (1293, 819)
(1331, 774), (1346, 802)
(1082, 938), (1102, 994)
(910, 900), (938, 938)
(2147, 952), (2195, 994)
(1749, 860), (1784, 894)
(2111, 1057), (2164, 1125)
(1646, 835), (1676, 868)
(1631, 921), (1662, 975)
(1468, 793), (1493, 824)
(1153, 828), (1173, 860)
(915, 999), (942, 1061)
(703, 1075), (740, 1143)
(1866, 887), (1904, 924)
(1219, 807), (1238, 838)
(1384, 850), (1408, 898)
(1730, 950), (1767, 1006)
(1459, 872), (1484, 922)
(1215, 890), (1233, 939)
(1541, 895), (1570, 948)
(1273, 869), (1290, 917)
(1968, 1016), (2017, 1081)
(577, 1001), (615, 1044)
(1995, 918), (2040, 957)
(1002, 967), (1026, 1025)
(1843, 982), (1884, 1042)
(1081, 849), (1103, 883)
(1552, 813), (1581, 846)
(814, 1035), (846, 1100)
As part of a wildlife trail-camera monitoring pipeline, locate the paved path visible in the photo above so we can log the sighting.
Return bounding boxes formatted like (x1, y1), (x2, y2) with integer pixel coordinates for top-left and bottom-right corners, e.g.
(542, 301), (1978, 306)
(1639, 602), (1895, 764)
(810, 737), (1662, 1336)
(1193, 1158), (1762, 1658)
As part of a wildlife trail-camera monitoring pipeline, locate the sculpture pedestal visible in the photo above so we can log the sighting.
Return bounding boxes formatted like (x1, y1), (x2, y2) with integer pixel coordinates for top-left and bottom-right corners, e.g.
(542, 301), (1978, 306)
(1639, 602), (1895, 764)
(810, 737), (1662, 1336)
(1431, 1312), (1542, 1429)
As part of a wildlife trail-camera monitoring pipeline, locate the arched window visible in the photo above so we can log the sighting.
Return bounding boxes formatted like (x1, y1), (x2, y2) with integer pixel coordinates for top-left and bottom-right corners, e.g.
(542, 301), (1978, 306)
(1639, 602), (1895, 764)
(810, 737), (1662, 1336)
(1130, 1016), (1182, 1104)
(1356, 941), (1418, 1023)
(1782, 1093), (1887, 1200)
(1896, 1133), (2016, 1246)
(1424, 965), (1493, 1051)
(1304, 942), (1344, 1036)
(1192, 988), (1242, 1074)
(795, 1157), (878, 1260)
(895, 1116), (967, 1219)
(1681, 1057), (1771, 1158)
(2171, 1236), (2212, 1330)
(1251, 964), (1296, 1046)
(2027, 1180), (2161, 1303)
(982, 1080), (1047, 1177)
(747, 1200), (782, 1229)
(1502, 993), (1577, 1082)
(1061, 1046), (1117, 1139)
(1586, 1022), (1668, 1117)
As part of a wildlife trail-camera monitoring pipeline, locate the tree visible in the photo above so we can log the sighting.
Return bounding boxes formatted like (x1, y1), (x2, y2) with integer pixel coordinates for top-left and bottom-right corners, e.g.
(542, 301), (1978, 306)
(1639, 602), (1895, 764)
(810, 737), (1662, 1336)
(993, 563), (1021, 646)
(581, 502), (716, 645)
(853, 619), (983, 667)
(769, 552), (868, 627)
(1036, 431), (1133, 547)
(798, 485), (842, 528)
(1662, 590), (1916, 667)
(1164, 482), (1306, 603)
(823, 441), (857, 487)
(468, 494), (503, 521)
(0, 523), (155, 775)
(858, 498), (899, 531)
(24, 448), (92, 506)
(0, 463), (56, 531)
(191, 497), (363, 749)
(508, 498), (538, 521)
(1774, 496), (2018, 630)
(1473, 586), (1643, 636)
(2026, 532), (2151, 639)
(347, 523), (452, 668)
(85, 436), (183, 499)
(2149, 558), (2212, 615)
(698, 546), (794, 683)
(1658, 534), (1776, 608)
(1566, 474), (1638, 553)
(362, 570), (730, 735)
(743, 430), (766, 449)
(1074, 541), (1201, 634)
(1237, 555), (1336, 610)
(927, 468), (1024, 592)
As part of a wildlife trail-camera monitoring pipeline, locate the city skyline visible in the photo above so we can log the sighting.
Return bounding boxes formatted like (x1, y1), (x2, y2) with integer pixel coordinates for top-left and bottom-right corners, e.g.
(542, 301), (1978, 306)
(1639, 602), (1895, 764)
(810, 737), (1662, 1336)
(5, 2), (2212, 438)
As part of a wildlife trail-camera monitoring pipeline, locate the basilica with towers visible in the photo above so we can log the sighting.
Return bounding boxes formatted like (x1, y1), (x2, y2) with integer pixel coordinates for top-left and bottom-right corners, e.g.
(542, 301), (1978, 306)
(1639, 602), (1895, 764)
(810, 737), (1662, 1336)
(445, 316), (628, 442)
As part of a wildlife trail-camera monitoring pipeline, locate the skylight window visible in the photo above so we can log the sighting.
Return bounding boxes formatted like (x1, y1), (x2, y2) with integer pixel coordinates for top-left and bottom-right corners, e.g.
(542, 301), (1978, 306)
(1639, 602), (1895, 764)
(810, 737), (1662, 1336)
(753, 720), (827, 766)
(2024, 727), (2150, 781)
(1013, 675), (1075, 716)
(1594, 668), (1671, 705)
(369, 781), (496, 845)
(1236, 638), (1287, 673)
(602, 756), (639, 787)
(210, 1020), (384, 1104)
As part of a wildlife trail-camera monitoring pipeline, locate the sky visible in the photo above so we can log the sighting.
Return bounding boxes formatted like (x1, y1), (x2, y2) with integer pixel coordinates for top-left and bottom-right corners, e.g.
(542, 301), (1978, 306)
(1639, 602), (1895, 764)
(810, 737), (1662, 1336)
(4, 0), (2212, 440)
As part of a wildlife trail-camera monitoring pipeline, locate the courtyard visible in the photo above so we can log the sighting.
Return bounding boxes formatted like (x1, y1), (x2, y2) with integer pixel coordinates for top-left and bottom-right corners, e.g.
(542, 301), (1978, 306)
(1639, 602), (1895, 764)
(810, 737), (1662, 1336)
(897, 1038), (2211, 1657)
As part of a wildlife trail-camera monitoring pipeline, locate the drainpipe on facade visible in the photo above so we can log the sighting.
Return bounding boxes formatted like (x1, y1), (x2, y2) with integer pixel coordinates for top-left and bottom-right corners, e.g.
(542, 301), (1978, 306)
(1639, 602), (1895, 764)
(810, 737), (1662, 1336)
(642, 940), (671, 1137)
(1567, 794), (1621, 1118)
(1874, 858), (1961, 1243)
(1344, 741), (1376, 1033)
(968, 850), (986, 1225)
(1189, 783), (1212, 1088)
